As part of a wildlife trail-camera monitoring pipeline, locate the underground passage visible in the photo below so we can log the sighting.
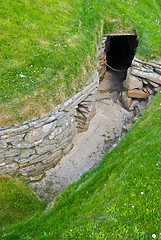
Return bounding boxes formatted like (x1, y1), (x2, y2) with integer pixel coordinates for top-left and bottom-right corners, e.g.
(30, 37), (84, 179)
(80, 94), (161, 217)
(106, 34), (138, 72)
(104, 34), (139, 92)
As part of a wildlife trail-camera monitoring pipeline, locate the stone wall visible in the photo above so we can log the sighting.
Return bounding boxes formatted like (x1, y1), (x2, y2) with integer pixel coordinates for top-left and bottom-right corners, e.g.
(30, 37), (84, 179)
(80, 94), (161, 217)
(0, 70), (99, 182)
(97, 36), (107, 80)
(121, 57), (161, 108)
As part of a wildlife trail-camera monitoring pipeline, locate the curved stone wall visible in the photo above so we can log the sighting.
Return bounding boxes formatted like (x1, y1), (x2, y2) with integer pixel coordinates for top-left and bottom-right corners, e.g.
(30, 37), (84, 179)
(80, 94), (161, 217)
(0, 35), (107, 182)
(0, 71), (99, 182)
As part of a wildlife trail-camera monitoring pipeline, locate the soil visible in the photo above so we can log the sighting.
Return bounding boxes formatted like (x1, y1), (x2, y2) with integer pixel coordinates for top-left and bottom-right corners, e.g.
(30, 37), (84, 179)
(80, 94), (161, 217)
(30, 70), (147, 202)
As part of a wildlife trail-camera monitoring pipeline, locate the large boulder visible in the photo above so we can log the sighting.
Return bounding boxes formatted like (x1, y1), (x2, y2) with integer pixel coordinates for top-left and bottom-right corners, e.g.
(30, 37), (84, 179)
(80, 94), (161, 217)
(125, 68), (143, 90)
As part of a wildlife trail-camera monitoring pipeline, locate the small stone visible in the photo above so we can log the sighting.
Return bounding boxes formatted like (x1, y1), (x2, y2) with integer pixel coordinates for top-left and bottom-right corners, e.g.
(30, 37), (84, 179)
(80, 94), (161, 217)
(63, 143), (73, 155)
(49, 128), (63, 140)
(126, 68), (143, 90)
(148, 80), (159, 88)
(25, 122), (55, 144)
(42, 150), (62, 165)
(121, 91), (133, 109)
(0, 141), (8, 149)
(29, 173), (46, 183)
(5, 162), (19, 173)
(146, 86), (154, 95)
(20, 148), (35, 159)
(154, 86), (161, 93)
(128, 90), (149, 99)
(5, 148), (20, 158)
(35, 144), (56, 155)
(56, 117), (67, 127)
(142, 79), (148, 85)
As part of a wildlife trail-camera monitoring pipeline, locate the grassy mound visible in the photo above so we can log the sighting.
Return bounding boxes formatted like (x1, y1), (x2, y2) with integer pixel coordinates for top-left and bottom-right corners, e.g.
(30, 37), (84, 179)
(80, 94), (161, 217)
(0, 176), (46, 230)
(1, 91), (160, 239)
(0, 0), (161, 126)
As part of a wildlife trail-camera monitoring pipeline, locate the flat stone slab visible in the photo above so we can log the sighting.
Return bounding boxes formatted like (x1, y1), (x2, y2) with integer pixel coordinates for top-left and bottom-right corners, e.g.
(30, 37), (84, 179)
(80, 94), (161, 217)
(128, 89), (149, 99)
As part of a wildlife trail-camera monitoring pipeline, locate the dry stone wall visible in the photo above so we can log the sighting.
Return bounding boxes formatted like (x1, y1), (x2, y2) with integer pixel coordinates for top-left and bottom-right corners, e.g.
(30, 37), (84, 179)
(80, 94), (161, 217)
(121, 57), (161, 108)
(97, 37), (107, 80)
(0, 70), (99, 182)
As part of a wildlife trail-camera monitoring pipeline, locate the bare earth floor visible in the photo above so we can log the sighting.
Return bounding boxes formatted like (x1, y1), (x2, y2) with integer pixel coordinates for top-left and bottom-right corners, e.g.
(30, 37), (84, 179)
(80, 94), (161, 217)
(30, 71), (147, 202)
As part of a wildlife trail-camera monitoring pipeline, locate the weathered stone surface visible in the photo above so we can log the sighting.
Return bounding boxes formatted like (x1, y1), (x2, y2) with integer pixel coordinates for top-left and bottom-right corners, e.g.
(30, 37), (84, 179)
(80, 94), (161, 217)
(0, 125), (29, 137)
(19, 163), (37, 172)
(25, 122), (55, 144)
(35, 143), (56, 155)
(13, 139), (43, 149)
(131, 67), (161, 85)
(0, 151), (5, 161)
(5, 134), (25, 144)
(55, 125), (76, 144)
(146, 87), (154, 95)
(142, 79), (149, 85)
(154, 67), (161, 75)
(60, 92), (81, 111)
(3, 162), (19, 174)
(5, 157), (14, 164)
(128, 90), (149, 99)
(126, 68), (143, 90)
(0, 162), (6, 167)
(42, 150), (62, 165)
(133, 57), (161, 70)
(0, 141), (8, 149)
(121, 91), (133, 109)
(20, 148), (35, 159)
(49, 128), (63, 140)
(57, 134), (75, 149)
(56, 116), (67, 127)
(29, 117), (49, 128)
(154, 86), (161, 93)
(29, 173), (46, 183)
(29, 153), (50, 164)
(63, 143), (73, 155)
(5, 148), (20, 158)
(148, 80), (159, 88)
(122, 118), (134, 135)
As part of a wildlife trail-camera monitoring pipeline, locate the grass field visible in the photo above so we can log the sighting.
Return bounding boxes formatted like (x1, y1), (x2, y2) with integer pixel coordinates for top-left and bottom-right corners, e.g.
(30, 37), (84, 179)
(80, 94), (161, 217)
(0, 176), (46, 230)
(0, 91), (161, 239)
(0, 0), (161, 126)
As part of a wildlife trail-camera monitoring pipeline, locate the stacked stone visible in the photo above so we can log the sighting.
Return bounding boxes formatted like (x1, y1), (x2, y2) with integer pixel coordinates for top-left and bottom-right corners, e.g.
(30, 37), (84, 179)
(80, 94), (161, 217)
(121, 57), (161, 108)
(0, 71), (99, 182)
(97, 37), (107, 80)
(76, 89), (97, 133)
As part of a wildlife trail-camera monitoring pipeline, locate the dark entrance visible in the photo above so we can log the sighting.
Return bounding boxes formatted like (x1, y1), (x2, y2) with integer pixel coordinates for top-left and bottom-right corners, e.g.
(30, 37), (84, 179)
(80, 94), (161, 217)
(106, 34), (138, 72)
(104, 34), (138, 92)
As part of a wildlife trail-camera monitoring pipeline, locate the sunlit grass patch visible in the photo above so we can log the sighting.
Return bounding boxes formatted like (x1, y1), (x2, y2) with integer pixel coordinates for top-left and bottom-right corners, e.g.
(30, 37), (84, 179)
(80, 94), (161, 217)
(0, 176), (46, 230)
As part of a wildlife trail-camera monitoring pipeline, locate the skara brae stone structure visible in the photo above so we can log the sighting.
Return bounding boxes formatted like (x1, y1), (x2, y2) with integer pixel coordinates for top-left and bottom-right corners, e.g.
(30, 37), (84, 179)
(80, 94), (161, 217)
(0, 70), (99, 182)
(0, 35), (161, 182)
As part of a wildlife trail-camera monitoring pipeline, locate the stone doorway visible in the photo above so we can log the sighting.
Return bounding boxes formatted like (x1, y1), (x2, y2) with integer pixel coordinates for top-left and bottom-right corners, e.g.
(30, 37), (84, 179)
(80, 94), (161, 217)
(101, 33), (138, 104)
(106, 34), (138, 72)
(97, 33), (138, 93)
(105, 34), (138, 92)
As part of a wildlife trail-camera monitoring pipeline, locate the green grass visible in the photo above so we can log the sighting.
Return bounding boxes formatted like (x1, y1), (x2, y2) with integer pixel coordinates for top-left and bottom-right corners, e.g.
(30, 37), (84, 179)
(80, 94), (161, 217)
(0, 176), (46, 230)
(1, 91), (160, 239)
(0, 0), (161, 126)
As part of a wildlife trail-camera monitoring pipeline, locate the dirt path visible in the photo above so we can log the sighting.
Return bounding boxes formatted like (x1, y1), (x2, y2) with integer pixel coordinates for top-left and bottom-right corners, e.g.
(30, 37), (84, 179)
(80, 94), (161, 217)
(30, 71), (146, 202)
